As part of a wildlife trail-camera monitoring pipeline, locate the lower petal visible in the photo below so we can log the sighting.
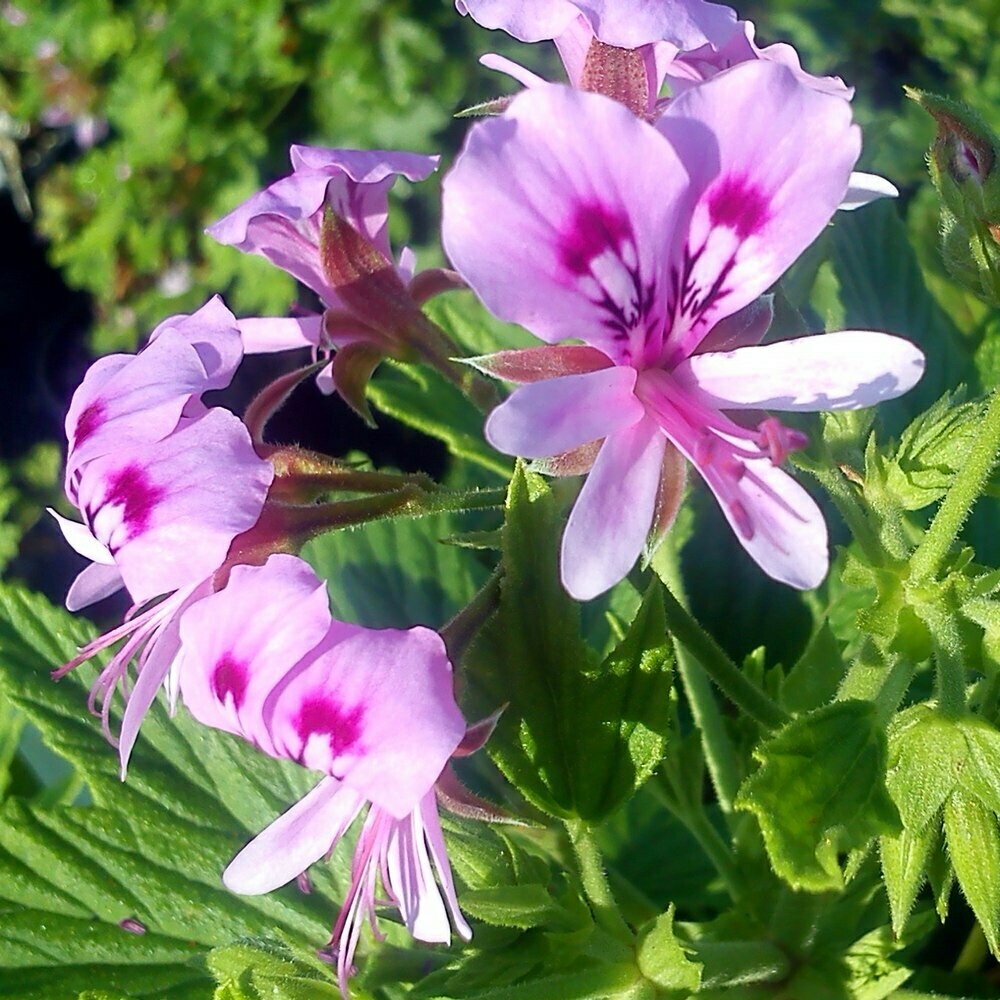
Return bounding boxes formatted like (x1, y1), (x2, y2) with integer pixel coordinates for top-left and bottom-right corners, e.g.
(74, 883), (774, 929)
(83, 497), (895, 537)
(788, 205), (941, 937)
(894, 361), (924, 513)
(486, 367), (642, 460)
(696, 450), (829, 590)
(223, 777), (365, 895)
(561, 416), (666, 601)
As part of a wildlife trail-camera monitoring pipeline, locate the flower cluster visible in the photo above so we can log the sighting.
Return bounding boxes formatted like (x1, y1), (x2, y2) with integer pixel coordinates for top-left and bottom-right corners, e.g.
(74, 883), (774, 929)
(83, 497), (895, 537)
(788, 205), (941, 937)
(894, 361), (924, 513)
(52, 0), (930, 995)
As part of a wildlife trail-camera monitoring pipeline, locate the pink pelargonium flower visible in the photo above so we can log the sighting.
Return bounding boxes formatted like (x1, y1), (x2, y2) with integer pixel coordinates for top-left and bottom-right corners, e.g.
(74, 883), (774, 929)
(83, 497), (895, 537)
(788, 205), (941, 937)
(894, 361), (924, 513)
(52, 298), (274, 768)
(206, 146), (454, 404)
(458, 0), (737, 119)
(442, 65), (925, 600)
(457, 0), (895, 210)
(178, 554), (472, 996)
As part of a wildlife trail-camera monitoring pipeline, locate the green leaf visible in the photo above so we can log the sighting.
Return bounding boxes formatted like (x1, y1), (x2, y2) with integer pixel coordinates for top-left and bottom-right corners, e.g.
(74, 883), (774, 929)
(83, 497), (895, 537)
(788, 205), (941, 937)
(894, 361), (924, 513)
(464, 467), (592, 818)
(943, 788), (1000, 953)
(879, 823), (940, 936)
(572, 585), (673, 819)
(636, 907), (702, 994)
(736, 701), (900, 891)
(464, 469), (672, 821)
(301, 511), (489, 630)
(207, 939), (343, 1000)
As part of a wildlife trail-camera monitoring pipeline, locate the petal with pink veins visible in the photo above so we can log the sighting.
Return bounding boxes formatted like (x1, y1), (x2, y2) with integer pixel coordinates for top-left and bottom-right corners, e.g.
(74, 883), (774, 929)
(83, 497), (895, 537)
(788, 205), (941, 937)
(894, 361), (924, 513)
(656, 61), (861, 360)
(486, 367), (642, 458)
(689, 444), (830, 589)
(561, 416), (666, 600)
(178, 555), (337, 751)
(443, 85), (688, 365)
(223, 777), (365, 894)
(269, 626), (465, 819)
(676, 330), (925, 411)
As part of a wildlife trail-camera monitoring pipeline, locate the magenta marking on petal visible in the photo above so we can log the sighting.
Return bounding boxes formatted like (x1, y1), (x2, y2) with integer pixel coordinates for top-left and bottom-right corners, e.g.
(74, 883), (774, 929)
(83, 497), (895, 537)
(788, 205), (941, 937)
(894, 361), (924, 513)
(295, 696), (364, 762)
(729, 499), (753, 539)
(559, 202), (631, 275)
(75, 400), (106, 446)
(708, 175), (771, 239)
(211, 653), (249, 710)
(102, 465), (166, 541)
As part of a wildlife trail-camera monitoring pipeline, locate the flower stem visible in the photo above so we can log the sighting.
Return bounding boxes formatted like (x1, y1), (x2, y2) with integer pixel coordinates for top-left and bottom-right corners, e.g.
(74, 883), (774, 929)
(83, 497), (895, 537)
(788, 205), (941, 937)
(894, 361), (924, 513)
(910, 387), (1000, 583)
(654, 552), (740, 814)
(801, 457), (885, 565)
(924, 602), (968, 718)
(660, 584), (789, 731)
(566, 819), (634, 944)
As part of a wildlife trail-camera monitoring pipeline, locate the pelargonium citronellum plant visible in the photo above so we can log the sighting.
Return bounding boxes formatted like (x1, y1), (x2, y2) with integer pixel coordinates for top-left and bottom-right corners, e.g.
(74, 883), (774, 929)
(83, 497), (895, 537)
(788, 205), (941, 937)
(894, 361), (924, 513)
(7, 0), (1000, 997)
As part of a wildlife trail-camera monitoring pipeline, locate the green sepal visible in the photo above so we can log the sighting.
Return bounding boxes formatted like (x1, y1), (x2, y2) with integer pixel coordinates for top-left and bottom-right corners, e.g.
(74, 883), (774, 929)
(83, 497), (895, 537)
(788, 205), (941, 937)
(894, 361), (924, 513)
(735, 701), (900, 891)
(943, 788), (1000, 953)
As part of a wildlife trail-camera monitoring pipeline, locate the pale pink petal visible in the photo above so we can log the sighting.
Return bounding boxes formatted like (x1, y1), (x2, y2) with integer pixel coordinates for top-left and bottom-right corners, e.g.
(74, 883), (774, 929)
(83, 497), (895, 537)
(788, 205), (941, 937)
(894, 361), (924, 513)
(118, 582), (207, 774)
(269, 627), (464, 819)
(443, 85), (688, 365)
(49, 509), (115, 565)
(839, 171), (899, 211)
(478, 52), (548, 88)
(485, 367), (643, 458)
(551, 14), (593, 86)
(656, 61), (860, 360)
(457, 0), (738, 49)
(146, 296), (243, 389)
(65, 330), (213, 478)
(455, 0), (580, 42)
(676, 331), (925, 411)
(575, 0), (738, 50)
(75, 409), (273, 604)
(237, 316), (324, 354)
(561, 416), (666, 600)
(178, 555), (336, 750)
(692, 444), (829, 589)
(223, 778), (365, 894)
(386, 808), (451, 943)
(66, 562), (123, 612)
(417, 792), (472, 940)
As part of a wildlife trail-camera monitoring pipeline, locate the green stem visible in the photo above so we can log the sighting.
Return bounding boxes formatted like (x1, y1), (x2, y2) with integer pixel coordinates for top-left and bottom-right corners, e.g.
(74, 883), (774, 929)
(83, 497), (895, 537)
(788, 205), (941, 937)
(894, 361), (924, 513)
(649, 777), (743, 901)
(566, 819), (634, 944)
(660, 585), (789, 731)
(910, 387), (1000, 583)
(675, 648), (740, 815)
(837, 643), (914, 726)
(802, 457), (885, 565)
(655, 553), (741, 815)
(923, 603), (968, 718)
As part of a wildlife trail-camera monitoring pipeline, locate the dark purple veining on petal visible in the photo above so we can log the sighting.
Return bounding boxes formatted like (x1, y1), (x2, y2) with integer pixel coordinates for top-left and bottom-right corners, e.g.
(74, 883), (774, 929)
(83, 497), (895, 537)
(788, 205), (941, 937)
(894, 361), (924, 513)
(74, 400), (106, 447)
(212, 653), (249, 710)
(102, 465), (166, 541)
(559, 202), (631, 275)
(707, 175), (770, 239)
(559, 202), (660, 361)
(295, 695), (364, 763)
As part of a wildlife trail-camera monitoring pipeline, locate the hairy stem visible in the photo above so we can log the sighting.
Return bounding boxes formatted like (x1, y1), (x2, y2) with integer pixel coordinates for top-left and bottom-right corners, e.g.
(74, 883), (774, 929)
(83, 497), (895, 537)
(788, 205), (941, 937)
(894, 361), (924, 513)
(660, 585), (789, 731)
(911, 387), (1000, 583)
(566, 819), (634, 944)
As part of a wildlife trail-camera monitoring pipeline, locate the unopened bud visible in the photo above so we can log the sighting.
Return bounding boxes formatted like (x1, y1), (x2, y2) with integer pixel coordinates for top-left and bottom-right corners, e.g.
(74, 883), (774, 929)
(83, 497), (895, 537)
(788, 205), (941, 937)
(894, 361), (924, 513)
(906, 88), (1000, 224)
(907, 88), (1000, 305)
